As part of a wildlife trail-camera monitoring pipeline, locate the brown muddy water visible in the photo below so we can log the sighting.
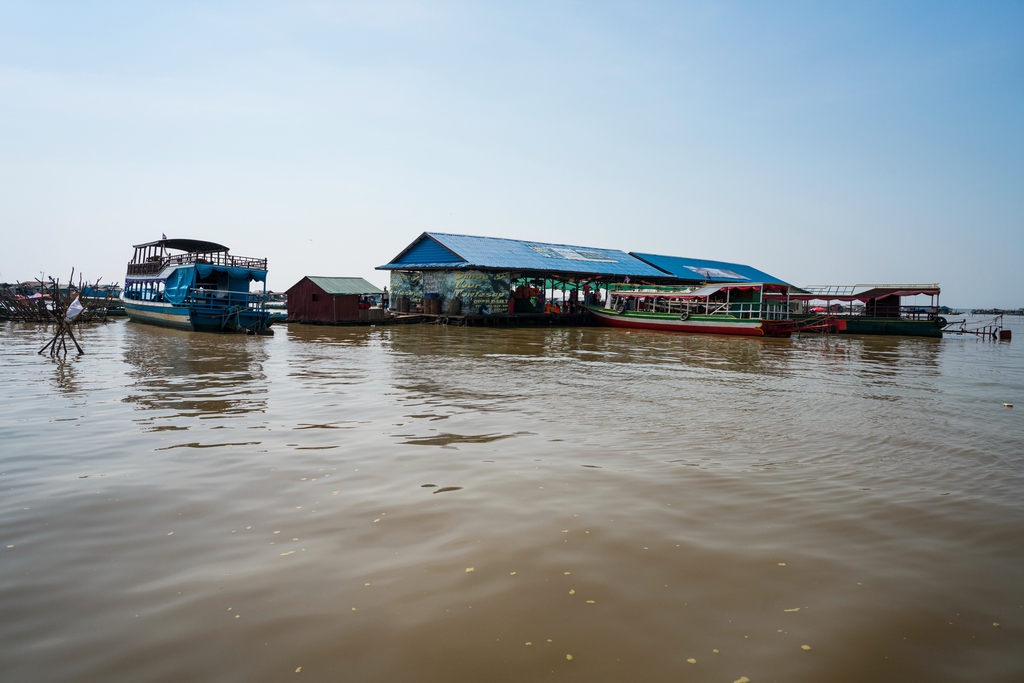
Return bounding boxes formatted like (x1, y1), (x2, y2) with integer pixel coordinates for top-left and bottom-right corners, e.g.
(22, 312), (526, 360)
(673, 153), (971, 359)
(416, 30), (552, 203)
(1, 318), (1023, 683)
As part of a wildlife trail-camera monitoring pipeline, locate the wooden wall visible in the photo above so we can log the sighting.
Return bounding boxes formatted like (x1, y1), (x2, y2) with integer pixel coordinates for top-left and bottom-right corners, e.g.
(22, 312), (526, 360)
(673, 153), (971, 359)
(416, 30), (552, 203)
(286, 278), (360, 322)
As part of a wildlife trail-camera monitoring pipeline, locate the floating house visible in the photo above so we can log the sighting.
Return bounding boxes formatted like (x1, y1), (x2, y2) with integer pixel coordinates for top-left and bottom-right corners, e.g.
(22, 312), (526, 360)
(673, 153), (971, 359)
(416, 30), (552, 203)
(286, 276), (384, 324)
(377, 232), (672, 316)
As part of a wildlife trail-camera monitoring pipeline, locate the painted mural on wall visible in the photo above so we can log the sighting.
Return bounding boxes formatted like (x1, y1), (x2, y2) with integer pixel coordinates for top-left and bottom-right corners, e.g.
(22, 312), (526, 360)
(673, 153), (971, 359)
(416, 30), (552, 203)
(389, 269), (510, 314)
(450, 270), (510, 314)
(389, 271), (422, 308)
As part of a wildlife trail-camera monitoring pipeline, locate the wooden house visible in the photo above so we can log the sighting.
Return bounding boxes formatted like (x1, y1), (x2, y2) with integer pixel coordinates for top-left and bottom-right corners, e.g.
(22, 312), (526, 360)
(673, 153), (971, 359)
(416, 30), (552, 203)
(285, 276), (384, 323)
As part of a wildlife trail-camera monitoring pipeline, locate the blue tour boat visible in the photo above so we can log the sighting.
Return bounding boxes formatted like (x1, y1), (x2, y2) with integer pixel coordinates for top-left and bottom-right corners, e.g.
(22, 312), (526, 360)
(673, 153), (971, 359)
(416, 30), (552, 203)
(120, 238), (272, 333)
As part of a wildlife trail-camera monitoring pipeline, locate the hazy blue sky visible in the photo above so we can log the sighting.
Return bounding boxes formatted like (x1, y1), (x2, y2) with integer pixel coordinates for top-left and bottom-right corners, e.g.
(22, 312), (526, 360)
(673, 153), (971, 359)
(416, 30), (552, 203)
(1, 1), (1021, 306)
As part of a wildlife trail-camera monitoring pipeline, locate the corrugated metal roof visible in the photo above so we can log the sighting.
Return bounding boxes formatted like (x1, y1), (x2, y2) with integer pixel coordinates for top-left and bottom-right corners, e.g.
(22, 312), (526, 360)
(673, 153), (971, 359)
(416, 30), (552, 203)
(394, 236), (465, 266)
(378, 233), (669, 278)
(302, 277), (383, 295)
(630, 253), (792, 286)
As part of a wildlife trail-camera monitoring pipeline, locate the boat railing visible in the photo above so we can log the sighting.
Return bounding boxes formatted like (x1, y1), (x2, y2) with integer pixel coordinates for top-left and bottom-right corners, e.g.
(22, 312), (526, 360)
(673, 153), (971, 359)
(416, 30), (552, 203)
(120, 285), (266, 311)
(818, 305), (939, 321)
(127, 252), (268, 276)
(127, 262), (165, 276)
(886, 305), (938, 321)
(693, 302), (789, 320)
(188, 288), (266, 312)
(613, 295), (790, 320)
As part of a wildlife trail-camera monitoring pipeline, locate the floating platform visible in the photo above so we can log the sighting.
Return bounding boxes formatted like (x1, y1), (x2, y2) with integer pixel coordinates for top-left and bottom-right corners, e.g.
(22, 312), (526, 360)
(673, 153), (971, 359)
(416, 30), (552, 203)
(286, 313), (425, 326)
(426, 312), (594, 327)
(286, 312), (594, 327)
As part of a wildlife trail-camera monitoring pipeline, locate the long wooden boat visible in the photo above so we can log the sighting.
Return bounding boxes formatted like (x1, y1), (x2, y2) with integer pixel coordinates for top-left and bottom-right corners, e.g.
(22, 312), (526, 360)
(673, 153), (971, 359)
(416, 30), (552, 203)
(790, 284), (944, 338)
(120, 238), (272, 333)
(586, 283), (796, 337)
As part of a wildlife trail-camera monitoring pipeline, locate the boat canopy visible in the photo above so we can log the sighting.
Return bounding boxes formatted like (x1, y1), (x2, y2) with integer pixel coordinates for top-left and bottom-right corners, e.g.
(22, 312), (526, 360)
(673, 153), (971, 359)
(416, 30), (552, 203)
(613, 282), (788, 299)
(164, 268), (194, 304)
(195, 264), (266, 282)
(791, 284), (940, 302)
(144, 265), (267, 305)
(682, 283), (788, 297)
(132, 238), (229, 253)
(681, 285), (722, 299)
(611, 288), (709, 300)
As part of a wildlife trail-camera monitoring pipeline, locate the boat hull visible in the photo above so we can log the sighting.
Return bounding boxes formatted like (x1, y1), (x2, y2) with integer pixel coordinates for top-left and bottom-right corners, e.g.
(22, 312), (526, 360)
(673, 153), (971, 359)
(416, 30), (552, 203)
(122, 298), (270, 333)
(793, 315), (942, 338)
(587, 307), (791, 338)
(123, 300), (194, 330)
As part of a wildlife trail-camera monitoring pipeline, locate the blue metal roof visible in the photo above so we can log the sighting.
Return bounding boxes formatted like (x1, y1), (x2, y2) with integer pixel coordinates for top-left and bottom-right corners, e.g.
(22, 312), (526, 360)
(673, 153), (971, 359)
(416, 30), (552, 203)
(631, 252), (792, 286)
(390, 236), (465, 267)
(379, 233), (669, 278)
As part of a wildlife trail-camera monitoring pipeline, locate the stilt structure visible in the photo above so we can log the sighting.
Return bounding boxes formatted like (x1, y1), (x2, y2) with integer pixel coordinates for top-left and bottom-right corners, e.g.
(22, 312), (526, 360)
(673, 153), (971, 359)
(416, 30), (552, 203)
(2, 273), (118, 324)
(943, 315), (1010, 341)
(37, 271), (87, 357)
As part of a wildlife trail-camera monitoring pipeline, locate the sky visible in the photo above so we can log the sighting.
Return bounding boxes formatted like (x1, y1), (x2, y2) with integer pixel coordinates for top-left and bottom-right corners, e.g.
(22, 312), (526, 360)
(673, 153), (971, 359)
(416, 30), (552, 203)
(1, 1), (1021, 307)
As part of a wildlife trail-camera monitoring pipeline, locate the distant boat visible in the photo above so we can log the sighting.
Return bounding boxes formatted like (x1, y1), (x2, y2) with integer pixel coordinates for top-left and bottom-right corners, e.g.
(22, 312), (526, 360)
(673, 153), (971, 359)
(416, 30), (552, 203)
(120, 238), (272, 333)
(586, 282), (796, 337)
(80, 286), (125, 317)
(266, 301), (288, 324)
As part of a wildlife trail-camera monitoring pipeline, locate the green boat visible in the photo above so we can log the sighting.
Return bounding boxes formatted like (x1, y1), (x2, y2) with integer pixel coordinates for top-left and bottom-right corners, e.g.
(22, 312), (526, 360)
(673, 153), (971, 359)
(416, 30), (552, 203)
(587, 283), (799, 337)
(791, 284), (945, 338)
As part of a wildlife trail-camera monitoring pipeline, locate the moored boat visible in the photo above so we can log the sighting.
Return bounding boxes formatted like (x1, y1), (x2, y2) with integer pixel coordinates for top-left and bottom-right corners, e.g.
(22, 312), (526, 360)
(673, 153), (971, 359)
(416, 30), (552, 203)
(790, 284), (944, 338)
(586, 282), (796, 337)
(120, 238), (272, 333)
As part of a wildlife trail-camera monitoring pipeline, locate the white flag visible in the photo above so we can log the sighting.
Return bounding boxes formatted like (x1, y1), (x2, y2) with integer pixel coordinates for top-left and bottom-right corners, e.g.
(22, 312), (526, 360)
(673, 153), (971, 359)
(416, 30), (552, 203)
(65, 297), (84, 322)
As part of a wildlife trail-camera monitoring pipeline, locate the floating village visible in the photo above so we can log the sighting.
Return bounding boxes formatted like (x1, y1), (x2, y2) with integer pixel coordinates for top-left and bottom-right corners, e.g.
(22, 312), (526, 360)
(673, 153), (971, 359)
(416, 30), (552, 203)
(0, 232), (1015, 352)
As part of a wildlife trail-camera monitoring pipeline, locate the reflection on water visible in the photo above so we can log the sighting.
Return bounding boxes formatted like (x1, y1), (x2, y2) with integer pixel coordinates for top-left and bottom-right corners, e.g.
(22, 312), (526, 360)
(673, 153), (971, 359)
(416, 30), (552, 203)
(285, 327), (378, 393)
(121, 323), (269, 421)
(387, 324), (801, 377)
(49, 356), (83, 395)
(1, 318), (1023, 683)
(848, 334), (942, 383)
(400, 432), (525, 447)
